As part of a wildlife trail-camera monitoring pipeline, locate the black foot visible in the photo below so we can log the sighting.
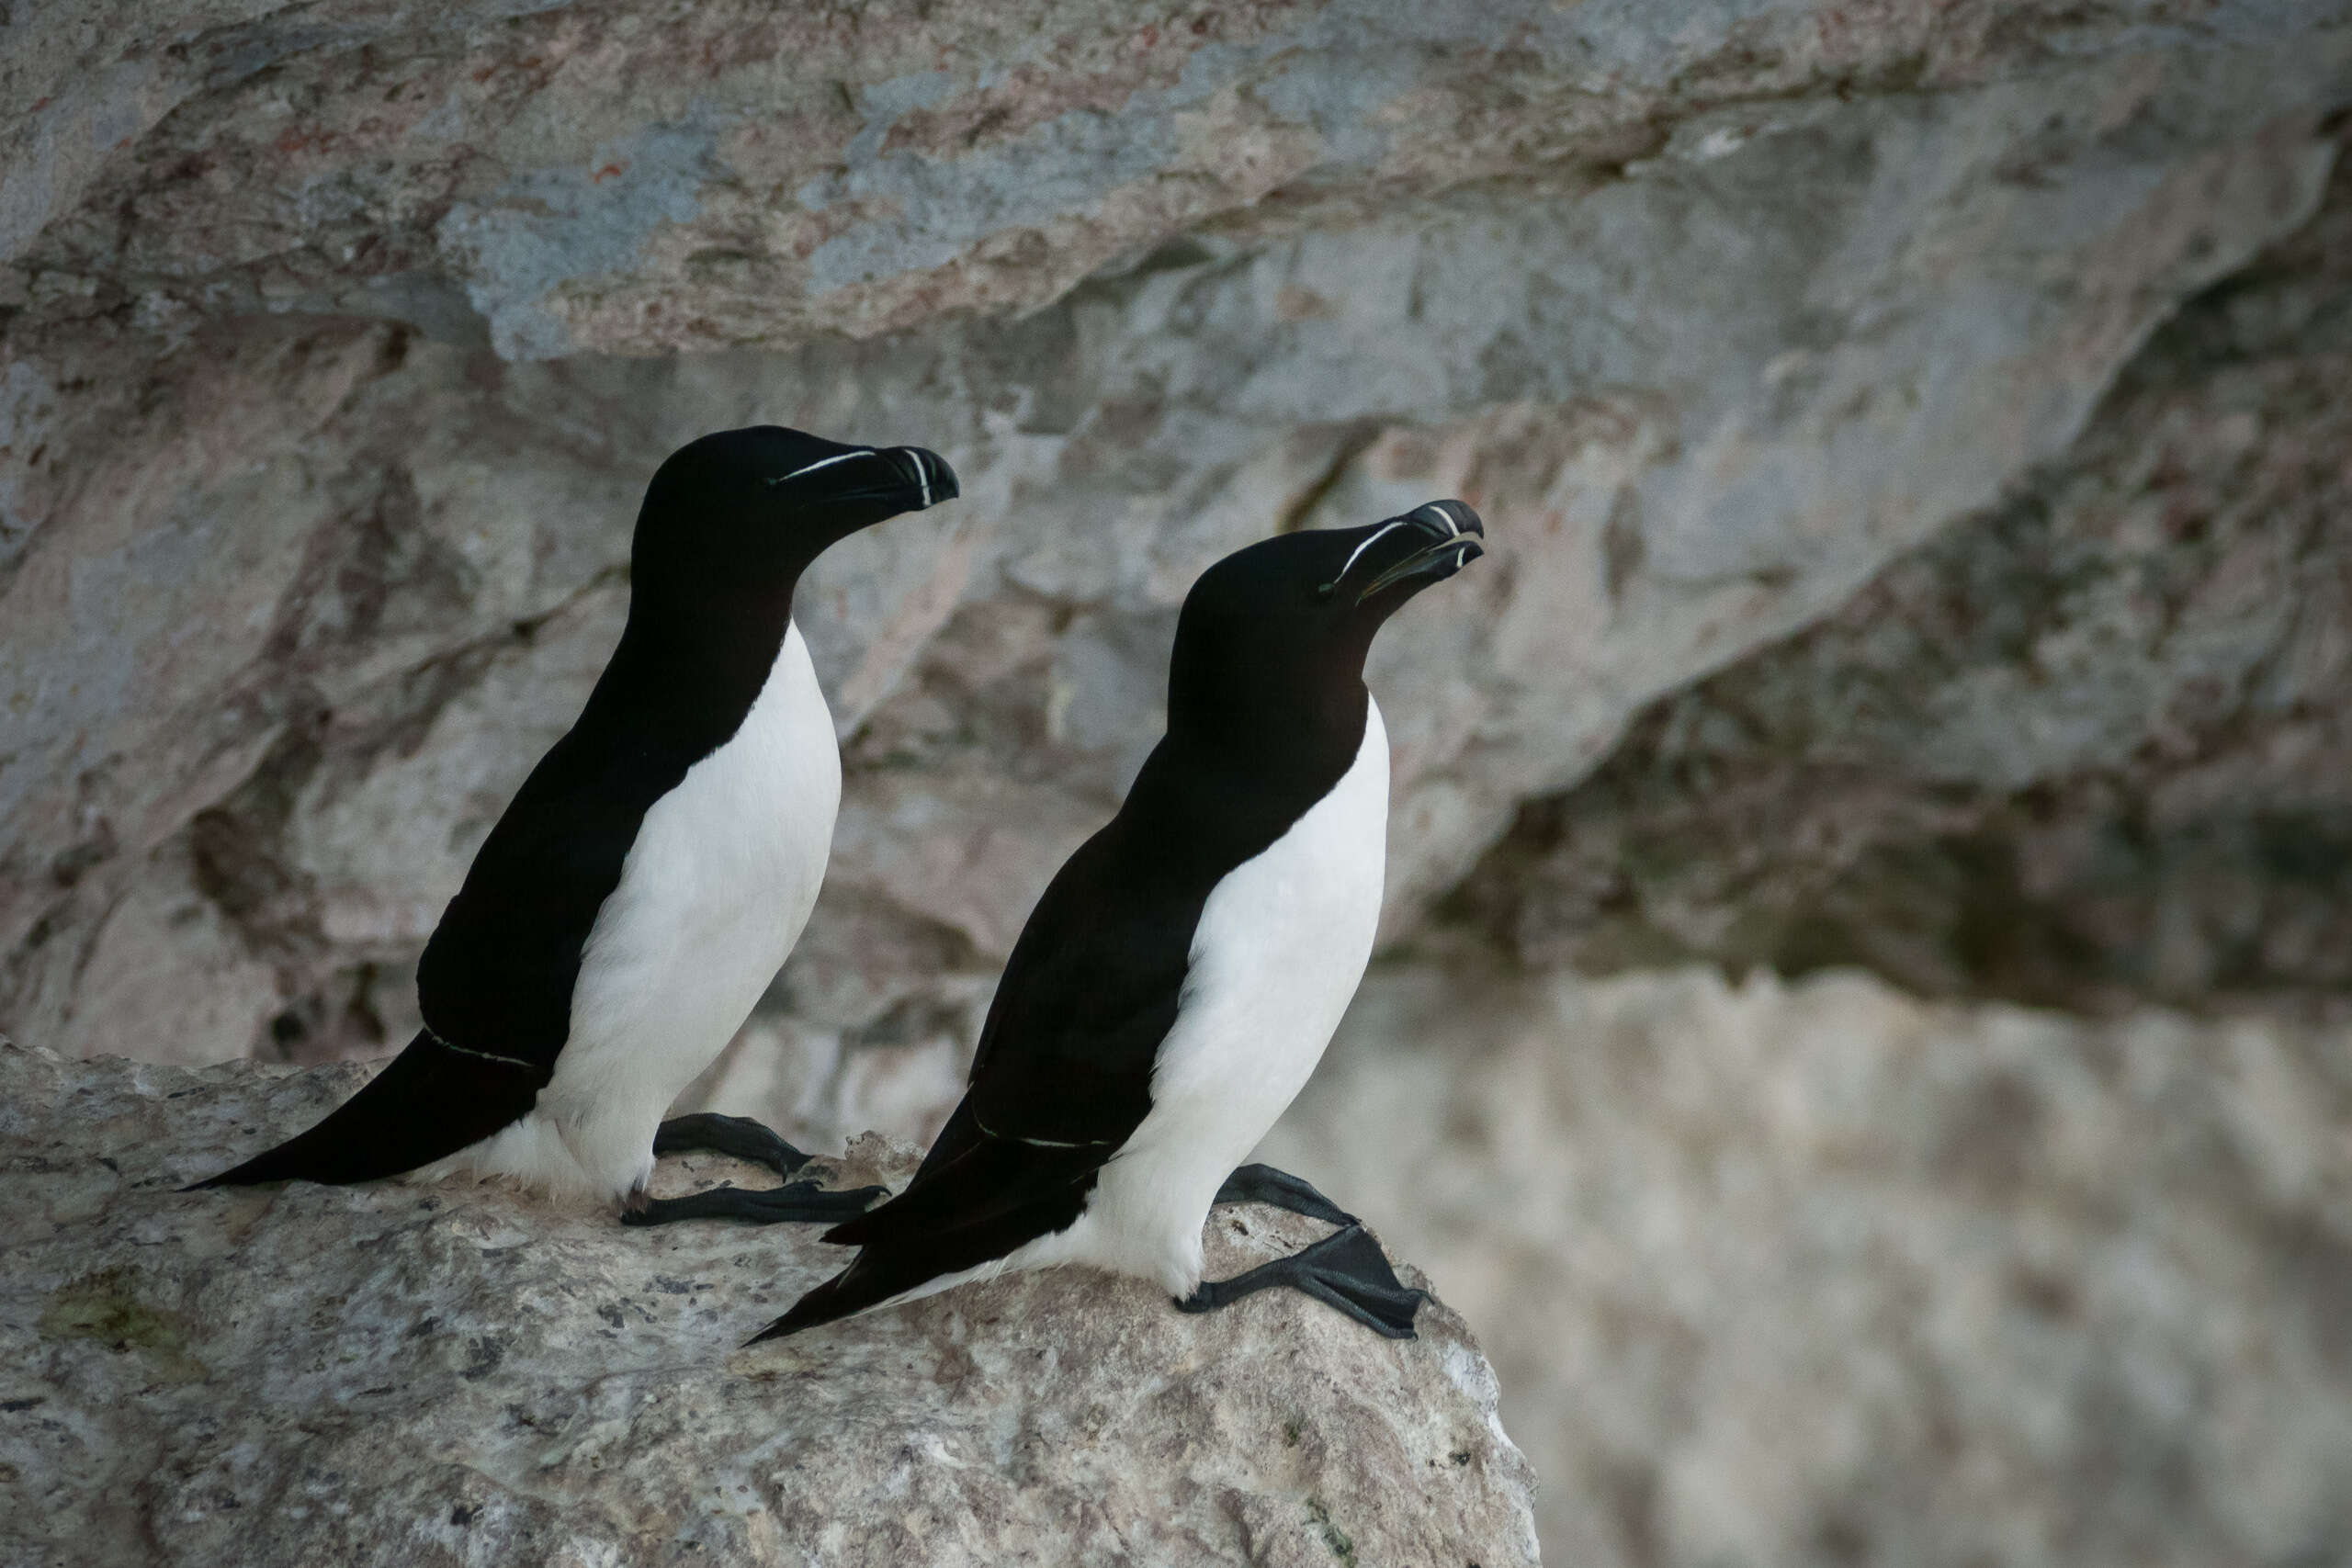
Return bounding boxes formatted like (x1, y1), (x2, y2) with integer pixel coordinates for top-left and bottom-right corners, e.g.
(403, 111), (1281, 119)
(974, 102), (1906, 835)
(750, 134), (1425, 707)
(622, 1180), (888, 1228)
(627, 1113), (884, 1228)
(653, 1112), (813, 1180)
(1175, 1224), (1426, 1339)
(1213, 1163), (1359, 1227)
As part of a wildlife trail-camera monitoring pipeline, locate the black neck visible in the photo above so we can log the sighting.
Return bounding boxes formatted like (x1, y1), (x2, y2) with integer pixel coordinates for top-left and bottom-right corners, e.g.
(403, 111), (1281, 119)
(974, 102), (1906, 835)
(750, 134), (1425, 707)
(585, 566), (804, 759)
(1164, 611), (1375, 765)
(1134, 649), (1371, 874)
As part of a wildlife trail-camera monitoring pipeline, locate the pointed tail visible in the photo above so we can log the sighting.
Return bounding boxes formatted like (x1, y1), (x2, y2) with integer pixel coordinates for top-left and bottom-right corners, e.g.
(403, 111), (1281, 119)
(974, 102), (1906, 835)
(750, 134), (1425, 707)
(748, 1248), (952, 1343)
(185, 1029), (545, 1190)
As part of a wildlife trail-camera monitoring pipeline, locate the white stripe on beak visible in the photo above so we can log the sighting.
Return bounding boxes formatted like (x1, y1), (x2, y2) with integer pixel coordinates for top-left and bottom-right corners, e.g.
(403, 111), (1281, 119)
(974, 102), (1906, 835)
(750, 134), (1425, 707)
(1334, 518), (1412, 585)
(767, 449), (877, 486)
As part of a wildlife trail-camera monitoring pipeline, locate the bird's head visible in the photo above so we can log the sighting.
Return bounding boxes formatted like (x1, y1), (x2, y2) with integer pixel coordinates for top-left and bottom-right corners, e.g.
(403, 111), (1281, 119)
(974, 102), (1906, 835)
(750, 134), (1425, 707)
(628, 425), (957, 610)
(1168, 500), (1485, 735)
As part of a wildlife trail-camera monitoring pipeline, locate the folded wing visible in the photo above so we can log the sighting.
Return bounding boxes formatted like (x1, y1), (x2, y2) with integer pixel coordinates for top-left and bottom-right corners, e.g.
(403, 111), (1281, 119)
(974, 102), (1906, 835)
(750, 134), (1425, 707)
(188, 746), (651, 1189)
(761, 798), (1218, 1337)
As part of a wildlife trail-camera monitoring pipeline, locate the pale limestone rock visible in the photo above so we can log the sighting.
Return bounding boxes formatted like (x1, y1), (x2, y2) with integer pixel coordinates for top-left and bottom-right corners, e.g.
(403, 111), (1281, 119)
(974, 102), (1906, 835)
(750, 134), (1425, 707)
(1260, 964), (2352, 1568)
(0, 1039), (1537, 1568)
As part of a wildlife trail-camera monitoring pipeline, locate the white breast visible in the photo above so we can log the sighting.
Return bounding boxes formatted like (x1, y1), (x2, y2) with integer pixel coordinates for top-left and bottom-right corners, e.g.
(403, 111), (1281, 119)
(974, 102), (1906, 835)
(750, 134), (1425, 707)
(438, 622), (842, 1201)
(1012, 698), (1391, 1295)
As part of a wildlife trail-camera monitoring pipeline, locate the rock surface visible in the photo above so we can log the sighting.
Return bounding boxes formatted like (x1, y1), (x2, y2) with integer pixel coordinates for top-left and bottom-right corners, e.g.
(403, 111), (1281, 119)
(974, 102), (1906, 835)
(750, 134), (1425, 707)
(5, 3), (2349, 1074)
(0, 1039), (1537, 1568)
(4, 0), (2333, 362)
(7, 8), (2352, 1568)
(1261, 963), (2352, 1568)
(1447, 142), (2352, 1014)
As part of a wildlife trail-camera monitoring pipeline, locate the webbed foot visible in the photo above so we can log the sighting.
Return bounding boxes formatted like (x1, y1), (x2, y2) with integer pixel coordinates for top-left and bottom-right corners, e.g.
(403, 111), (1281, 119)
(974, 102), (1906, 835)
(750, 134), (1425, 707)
(653, 1112), (813, 1179)
(1177, 1223), (1426, 1339)
(1213, 1162), (1359, 1227)
(623, 1113), (884, 1228)
(622, 1180), (886, 1228)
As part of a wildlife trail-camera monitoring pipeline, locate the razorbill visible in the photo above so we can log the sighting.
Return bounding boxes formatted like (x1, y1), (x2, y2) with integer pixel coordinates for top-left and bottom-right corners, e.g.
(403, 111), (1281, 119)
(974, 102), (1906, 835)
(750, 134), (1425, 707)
(760, 499), (1484, 1341)
(188, 426), (956, 1225)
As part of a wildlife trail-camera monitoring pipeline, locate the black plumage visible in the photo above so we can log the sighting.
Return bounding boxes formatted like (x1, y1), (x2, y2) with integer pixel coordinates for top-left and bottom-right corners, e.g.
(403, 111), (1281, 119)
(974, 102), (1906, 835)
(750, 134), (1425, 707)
(189, 428), (955, 1199)
(764, 501), (1484, 1339)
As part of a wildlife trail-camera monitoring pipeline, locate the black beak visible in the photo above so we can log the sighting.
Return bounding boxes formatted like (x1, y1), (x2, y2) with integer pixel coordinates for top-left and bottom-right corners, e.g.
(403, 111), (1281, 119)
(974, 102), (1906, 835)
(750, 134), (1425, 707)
(1352, 500), (1485, 604)
(882, 446), (957, 510)
(791, 446), (958, 510)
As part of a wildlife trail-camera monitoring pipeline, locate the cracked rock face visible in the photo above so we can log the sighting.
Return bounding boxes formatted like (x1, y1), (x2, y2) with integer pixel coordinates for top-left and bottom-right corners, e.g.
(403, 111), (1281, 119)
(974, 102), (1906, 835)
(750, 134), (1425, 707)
(1447, 144), (2352, 1014)
(8, 0), (2334, 360)
(0, 1040), (1538, 1568)
(5, 3), (2346, 1075)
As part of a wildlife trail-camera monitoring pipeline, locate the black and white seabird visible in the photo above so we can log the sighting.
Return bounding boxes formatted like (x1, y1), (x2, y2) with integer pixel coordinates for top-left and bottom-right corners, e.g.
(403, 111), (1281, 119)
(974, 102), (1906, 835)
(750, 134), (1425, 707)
(188, 426), (957, 1224)
(760, 499), (1485, 1342)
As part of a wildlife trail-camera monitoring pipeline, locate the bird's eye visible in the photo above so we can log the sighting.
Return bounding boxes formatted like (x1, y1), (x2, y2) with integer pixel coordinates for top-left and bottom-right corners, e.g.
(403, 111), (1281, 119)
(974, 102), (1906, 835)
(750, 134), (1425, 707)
(1312, 581), (1338, 604)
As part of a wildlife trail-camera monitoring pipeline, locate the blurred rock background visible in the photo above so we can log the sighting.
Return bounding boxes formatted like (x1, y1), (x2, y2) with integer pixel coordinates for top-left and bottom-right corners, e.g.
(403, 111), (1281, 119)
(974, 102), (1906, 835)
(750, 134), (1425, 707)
(3, 2), (2347, 1562)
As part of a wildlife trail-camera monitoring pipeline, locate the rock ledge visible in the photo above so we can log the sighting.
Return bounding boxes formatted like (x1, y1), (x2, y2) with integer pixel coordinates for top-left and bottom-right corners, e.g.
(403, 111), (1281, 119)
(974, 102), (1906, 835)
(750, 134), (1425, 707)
(0, 1042), (1536, 1568)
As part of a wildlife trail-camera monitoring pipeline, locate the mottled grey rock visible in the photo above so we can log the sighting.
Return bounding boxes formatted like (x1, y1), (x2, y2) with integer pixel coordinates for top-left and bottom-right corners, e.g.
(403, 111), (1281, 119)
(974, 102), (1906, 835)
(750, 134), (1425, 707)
(1448, 141), (2352, 1012)
(6, 2), (2345, 1066)
(1261, 963), (2352, 1568)
(0, 1039), (1537, 1568)
(7, 9), (2352, 1567)
(9, 0), (2338, 361)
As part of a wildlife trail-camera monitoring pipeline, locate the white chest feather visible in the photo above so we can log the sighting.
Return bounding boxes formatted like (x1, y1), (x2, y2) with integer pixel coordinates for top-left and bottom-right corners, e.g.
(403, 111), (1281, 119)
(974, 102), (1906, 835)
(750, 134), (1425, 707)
(444, 622), (842, 1200)
(1019, 698), (1391, 1294)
